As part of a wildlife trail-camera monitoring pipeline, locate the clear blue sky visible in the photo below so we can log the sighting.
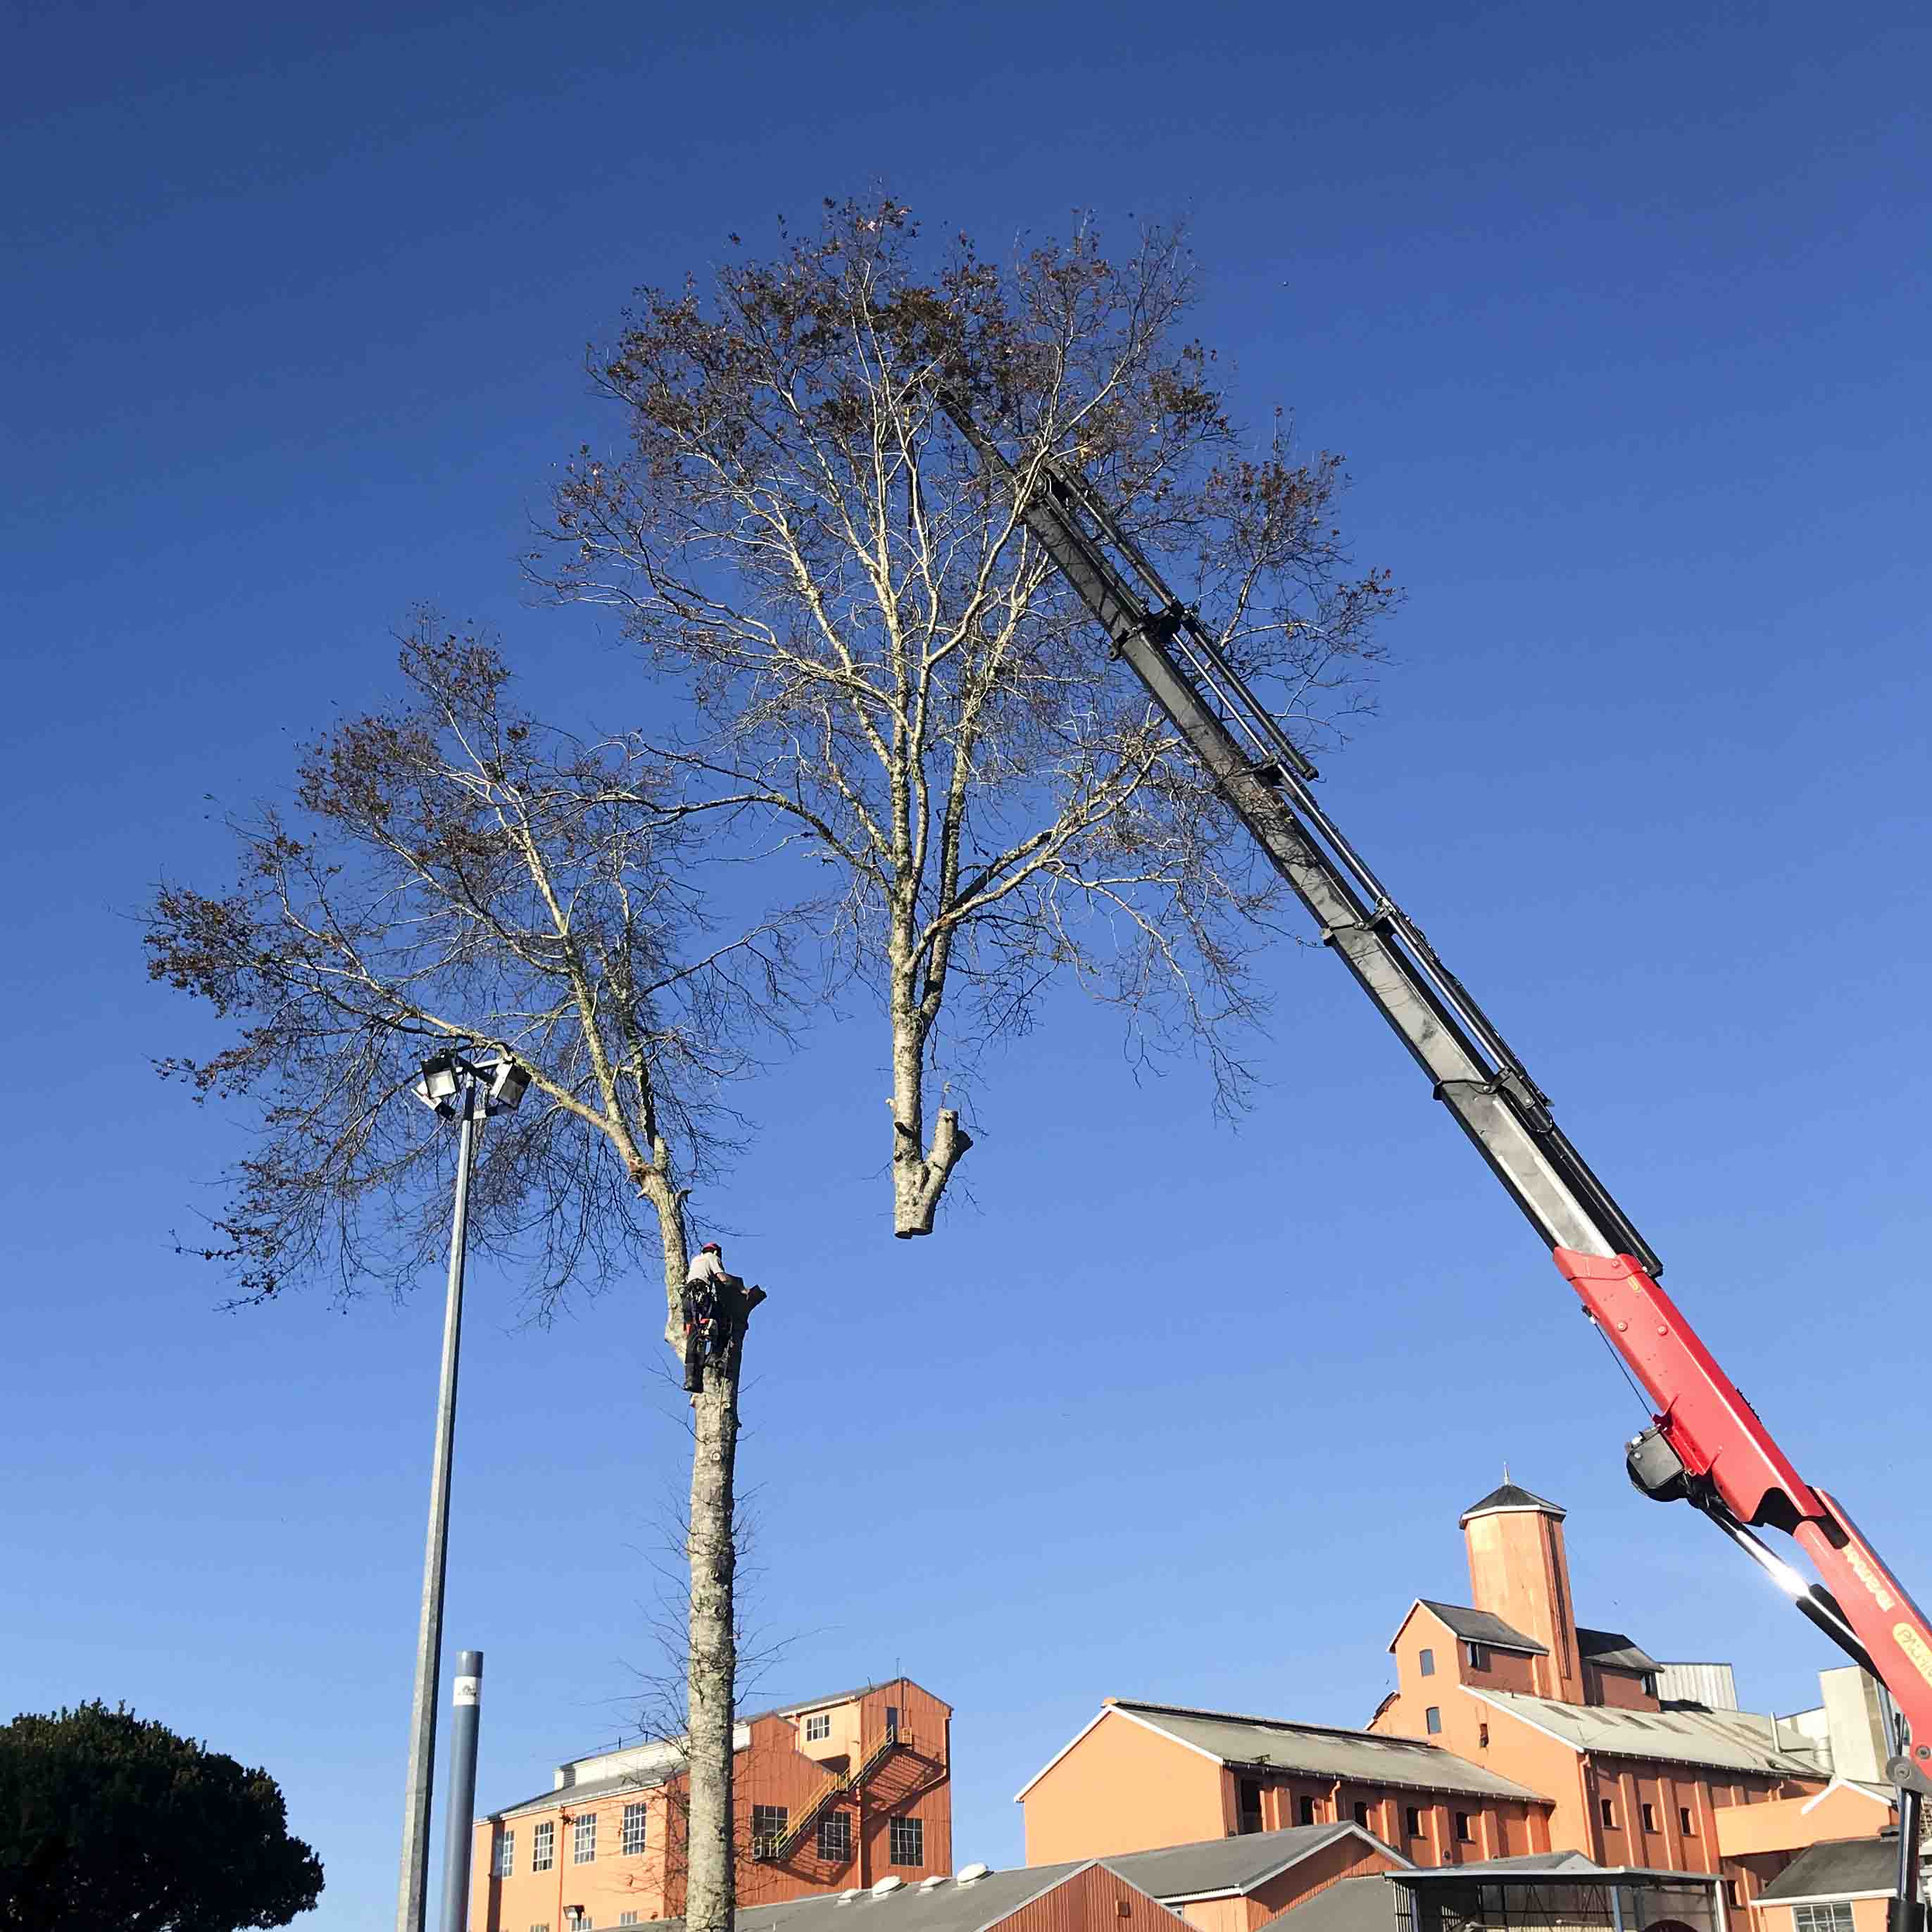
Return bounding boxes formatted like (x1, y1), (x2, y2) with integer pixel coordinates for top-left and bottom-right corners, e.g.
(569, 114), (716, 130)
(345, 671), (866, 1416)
(5, 4), (1928, 1927)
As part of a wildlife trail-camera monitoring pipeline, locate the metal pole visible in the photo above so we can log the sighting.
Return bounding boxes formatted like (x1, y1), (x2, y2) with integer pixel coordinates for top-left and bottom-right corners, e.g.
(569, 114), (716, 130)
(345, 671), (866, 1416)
(396, 1091), (478, 1932)
(440, 1650), (484, 1932)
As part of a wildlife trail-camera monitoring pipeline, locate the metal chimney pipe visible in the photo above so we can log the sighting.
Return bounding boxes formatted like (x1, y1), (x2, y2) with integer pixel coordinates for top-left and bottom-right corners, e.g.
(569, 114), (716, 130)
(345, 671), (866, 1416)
(440, 1650), (484, 1932)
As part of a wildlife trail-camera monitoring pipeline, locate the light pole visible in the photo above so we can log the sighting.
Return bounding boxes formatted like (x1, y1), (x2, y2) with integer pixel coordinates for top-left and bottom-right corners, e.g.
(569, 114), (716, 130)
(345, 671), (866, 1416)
(396, 1051), (529, 1932)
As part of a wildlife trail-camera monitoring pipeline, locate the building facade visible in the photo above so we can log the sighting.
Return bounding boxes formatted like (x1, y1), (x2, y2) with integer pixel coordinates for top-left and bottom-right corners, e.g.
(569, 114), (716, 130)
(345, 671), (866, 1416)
(1020, 1483), (1898, 1928)
(471, 1677), (951, 1932)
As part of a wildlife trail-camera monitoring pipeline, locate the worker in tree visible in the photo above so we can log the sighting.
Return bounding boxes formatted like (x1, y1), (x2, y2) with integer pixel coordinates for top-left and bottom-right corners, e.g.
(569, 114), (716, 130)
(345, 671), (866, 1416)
(680, 1241), (766, 1394)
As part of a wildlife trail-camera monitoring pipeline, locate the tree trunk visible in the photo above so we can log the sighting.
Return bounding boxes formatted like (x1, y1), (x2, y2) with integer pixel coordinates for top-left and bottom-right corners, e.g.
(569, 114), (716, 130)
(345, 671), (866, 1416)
(683, 1352), (741, 1932)
(889, 984), (972, 1238)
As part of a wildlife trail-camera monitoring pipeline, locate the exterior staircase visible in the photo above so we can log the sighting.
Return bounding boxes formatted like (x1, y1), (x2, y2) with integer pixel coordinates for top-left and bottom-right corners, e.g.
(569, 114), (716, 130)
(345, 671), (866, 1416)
(756, 1729), (906, 1863)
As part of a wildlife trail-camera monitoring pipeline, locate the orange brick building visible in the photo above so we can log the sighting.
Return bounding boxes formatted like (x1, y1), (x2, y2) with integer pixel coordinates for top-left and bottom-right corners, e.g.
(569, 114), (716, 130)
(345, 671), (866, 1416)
(1021, 1482), (1898, 1926)
(470, 1677), (951, 1932)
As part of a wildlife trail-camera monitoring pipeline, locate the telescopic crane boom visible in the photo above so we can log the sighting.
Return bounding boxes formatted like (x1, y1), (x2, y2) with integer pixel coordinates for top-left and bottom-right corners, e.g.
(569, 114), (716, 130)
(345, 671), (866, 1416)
(940, 390), (1932, 1919)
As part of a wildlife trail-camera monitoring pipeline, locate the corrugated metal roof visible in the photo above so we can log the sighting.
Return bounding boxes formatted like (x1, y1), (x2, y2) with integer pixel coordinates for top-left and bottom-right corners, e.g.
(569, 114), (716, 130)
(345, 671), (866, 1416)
(1415, 1602), (1548, 1656)
(1110, 1702), (1543, 1802)
(611, 1860), (1170, 1932)
(1576, 1629), (1660, 1674)
(1474, 1690), (1821, 1775)
(1255, 1873), (1393, 1932)
(491, 1760), (682, 1820)
(1103, 1823), (1404, 1899)
(1760, 1837), (1899, 1901)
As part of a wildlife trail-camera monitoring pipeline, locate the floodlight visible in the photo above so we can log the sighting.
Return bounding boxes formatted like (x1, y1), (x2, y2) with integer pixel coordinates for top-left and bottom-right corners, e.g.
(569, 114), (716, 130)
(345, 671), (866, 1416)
(415, 1053), (461, 1107)
(486, 1058), (531, 1112)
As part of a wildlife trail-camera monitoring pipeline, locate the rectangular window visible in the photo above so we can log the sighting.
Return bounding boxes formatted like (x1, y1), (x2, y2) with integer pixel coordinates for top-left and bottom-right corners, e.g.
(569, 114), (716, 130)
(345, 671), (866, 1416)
(1455, 1812), (1473, 1844)
(1641, 1673), (1659, 1698)
(1236, 1779), (1262, 1835)
(1466, 1643), (1489, 1671)
(1679, 1807), (1696, 1838)
(1725, 1882), (1743, 1909)
(496, 1828), (515, 1878)
(1298, 1795), (1317, 1826)
(1353, 1802), (1370, 1828)
(533, 1821), (556, 1873)
(1793, 1907), (1855, 1932)
(805, 1712), (832, 1742)
(572, 1812), (596, 1864)
(531, 1924), (550, 1932)
(622, 1801), (647, 1857)
(818, 1812), (852, 1862)
(1600, 1798), (1617, 1829)
(1424, 1707), (1442, 1735)
(621, 1918), (641, 1928)
(889, 1815), (924, 1866)
(1419, 1648), (1436, 1677)
(1478, 1724), (1490, 1749)
(1641, 1802), (1657, 1833)
(1405, 1807), (1422, 1838)
(751, 1804), (789, 1852)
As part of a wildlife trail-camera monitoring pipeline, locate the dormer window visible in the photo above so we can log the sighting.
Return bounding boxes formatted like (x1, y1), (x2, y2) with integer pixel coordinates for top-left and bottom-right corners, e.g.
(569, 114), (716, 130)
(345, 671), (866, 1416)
(1640, 1672), (1658, 1698)
(805, 1712), (832, 1742)
(1465, 1643), (1489, 1671)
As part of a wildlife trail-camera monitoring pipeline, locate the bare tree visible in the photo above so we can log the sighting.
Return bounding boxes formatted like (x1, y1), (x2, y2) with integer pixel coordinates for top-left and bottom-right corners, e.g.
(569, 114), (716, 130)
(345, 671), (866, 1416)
(541, 200), (1396, 1236)
(142, 618), (796, 1932)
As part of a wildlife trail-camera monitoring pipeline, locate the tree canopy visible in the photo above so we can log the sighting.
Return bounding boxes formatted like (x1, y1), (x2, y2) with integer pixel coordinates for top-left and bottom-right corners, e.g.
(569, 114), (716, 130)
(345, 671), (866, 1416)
(0, 1701), (322, 1932)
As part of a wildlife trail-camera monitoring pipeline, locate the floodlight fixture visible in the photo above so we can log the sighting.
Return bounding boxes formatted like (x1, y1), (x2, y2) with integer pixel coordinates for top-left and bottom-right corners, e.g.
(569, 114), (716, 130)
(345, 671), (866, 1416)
(415, 1053), (462, 1109)
(484, 1058), (530, 1113)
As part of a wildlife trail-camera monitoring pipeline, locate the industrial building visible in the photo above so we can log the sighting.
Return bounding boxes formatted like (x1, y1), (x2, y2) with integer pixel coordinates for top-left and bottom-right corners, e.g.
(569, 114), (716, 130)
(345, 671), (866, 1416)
(1019, 1483), (1898, 1924)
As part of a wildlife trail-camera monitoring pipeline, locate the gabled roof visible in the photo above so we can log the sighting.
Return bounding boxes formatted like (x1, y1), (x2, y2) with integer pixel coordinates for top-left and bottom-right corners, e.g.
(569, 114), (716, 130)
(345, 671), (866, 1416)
(1101, 1821), (1408, 1900)
(490, 1760), (682, 1821)
(1471, 1688), (1821, 1776)
(1576, 1629), (1660, 1674)
(1410, 1600), (1548, 1656)
(1460, 1483), (1565, 1525)
(622, 1859), (1179, 1932)
(1760, 1836), (1900, 1902)
(1019, 1700), (1541, 1803)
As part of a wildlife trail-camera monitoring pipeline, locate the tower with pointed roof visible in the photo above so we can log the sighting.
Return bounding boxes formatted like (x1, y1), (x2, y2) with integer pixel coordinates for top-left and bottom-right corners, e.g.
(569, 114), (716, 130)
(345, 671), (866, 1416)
(1460, 1481), (1582, 1700)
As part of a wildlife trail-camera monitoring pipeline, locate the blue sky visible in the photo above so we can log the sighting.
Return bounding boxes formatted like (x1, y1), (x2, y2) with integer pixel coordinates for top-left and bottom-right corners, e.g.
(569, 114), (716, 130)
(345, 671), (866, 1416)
(4, 3), (1929, 1926)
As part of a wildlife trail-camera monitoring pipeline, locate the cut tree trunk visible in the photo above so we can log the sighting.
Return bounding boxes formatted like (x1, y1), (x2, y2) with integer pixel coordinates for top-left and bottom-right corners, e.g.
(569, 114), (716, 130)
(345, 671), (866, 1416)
(683, 1357), (740, 1932)
(889, 998), (973, 1238)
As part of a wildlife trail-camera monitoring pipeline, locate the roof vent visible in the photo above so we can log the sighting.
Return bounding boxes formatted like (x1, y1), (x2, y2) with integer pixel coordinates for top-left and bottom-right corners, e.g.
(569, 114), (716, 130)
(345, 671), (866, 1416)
(839, 1890), (861, 1905)
(957, 1863), (991, 1885)
(919, 1876), (949, 1891)
(872, 1878), (906, 1898)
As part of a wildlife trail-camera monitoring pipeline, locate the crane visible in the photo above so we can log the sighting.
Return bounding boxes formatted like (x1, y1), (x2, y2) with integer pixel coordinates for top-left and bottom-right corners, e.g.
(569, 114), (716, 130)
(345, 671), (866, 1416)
(939, 389), (1931, 1932)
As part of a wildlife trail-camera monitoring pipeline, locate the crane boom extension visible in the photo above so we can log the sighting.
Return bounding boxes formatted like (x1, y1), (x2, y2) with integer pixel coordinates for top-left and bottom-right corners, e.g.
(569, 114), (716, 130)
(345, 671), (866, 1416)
(939, 391), (1932, 1821)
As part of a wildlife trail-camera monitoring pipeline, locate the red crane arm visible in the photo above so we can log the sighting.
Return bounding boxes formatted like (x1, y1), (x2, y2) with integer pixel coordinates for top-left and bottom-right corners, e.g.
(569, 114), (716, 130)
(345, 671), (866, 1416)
(1558, 1246), (1932, 1788)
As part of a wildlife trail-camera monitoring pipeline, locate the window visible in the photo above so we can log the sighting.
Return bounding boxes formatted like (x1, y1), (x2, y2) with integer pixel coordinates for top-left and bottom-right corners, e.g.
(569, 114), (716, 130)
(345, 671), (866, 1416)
(1237, 1779), (1263, 1835)
(622, 1802), (647, 1857)
(1641, 1673), (1659, 1698)
(1478, 1724), (1490, 1750)
(530, 1924), (550, 1932)
(1600, 1798), (1617, 1830)
(1419, 1648), (1436, 1677)
(533, 1821), (556, 1872)
(1298, 1795), (1317, 1826)
(1353, 1802), (1370, 1828)
(1424, 1707), (1442, 1735)
(496, 1829), (515, 1878)
(1466, 1643), (1490, 1672)
(818, 1812), (852, 1862)
(1725, 1882), (1743, 1909)
(1405, 1807), (1422, 1838)
(1679, 1807), (1695, 1838)
(1455, 1812), (1473, 1844)
(805, 1711), (832, 1742)
(890, 1815), (924, 1866)
(622, 1918), (641, 1928)
(1793, 1907), (1855, 1932)
(751, 1805), (789, 1852)
(1641, 1802), (1657, 1834)
(572, 1812), (597, 1864)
